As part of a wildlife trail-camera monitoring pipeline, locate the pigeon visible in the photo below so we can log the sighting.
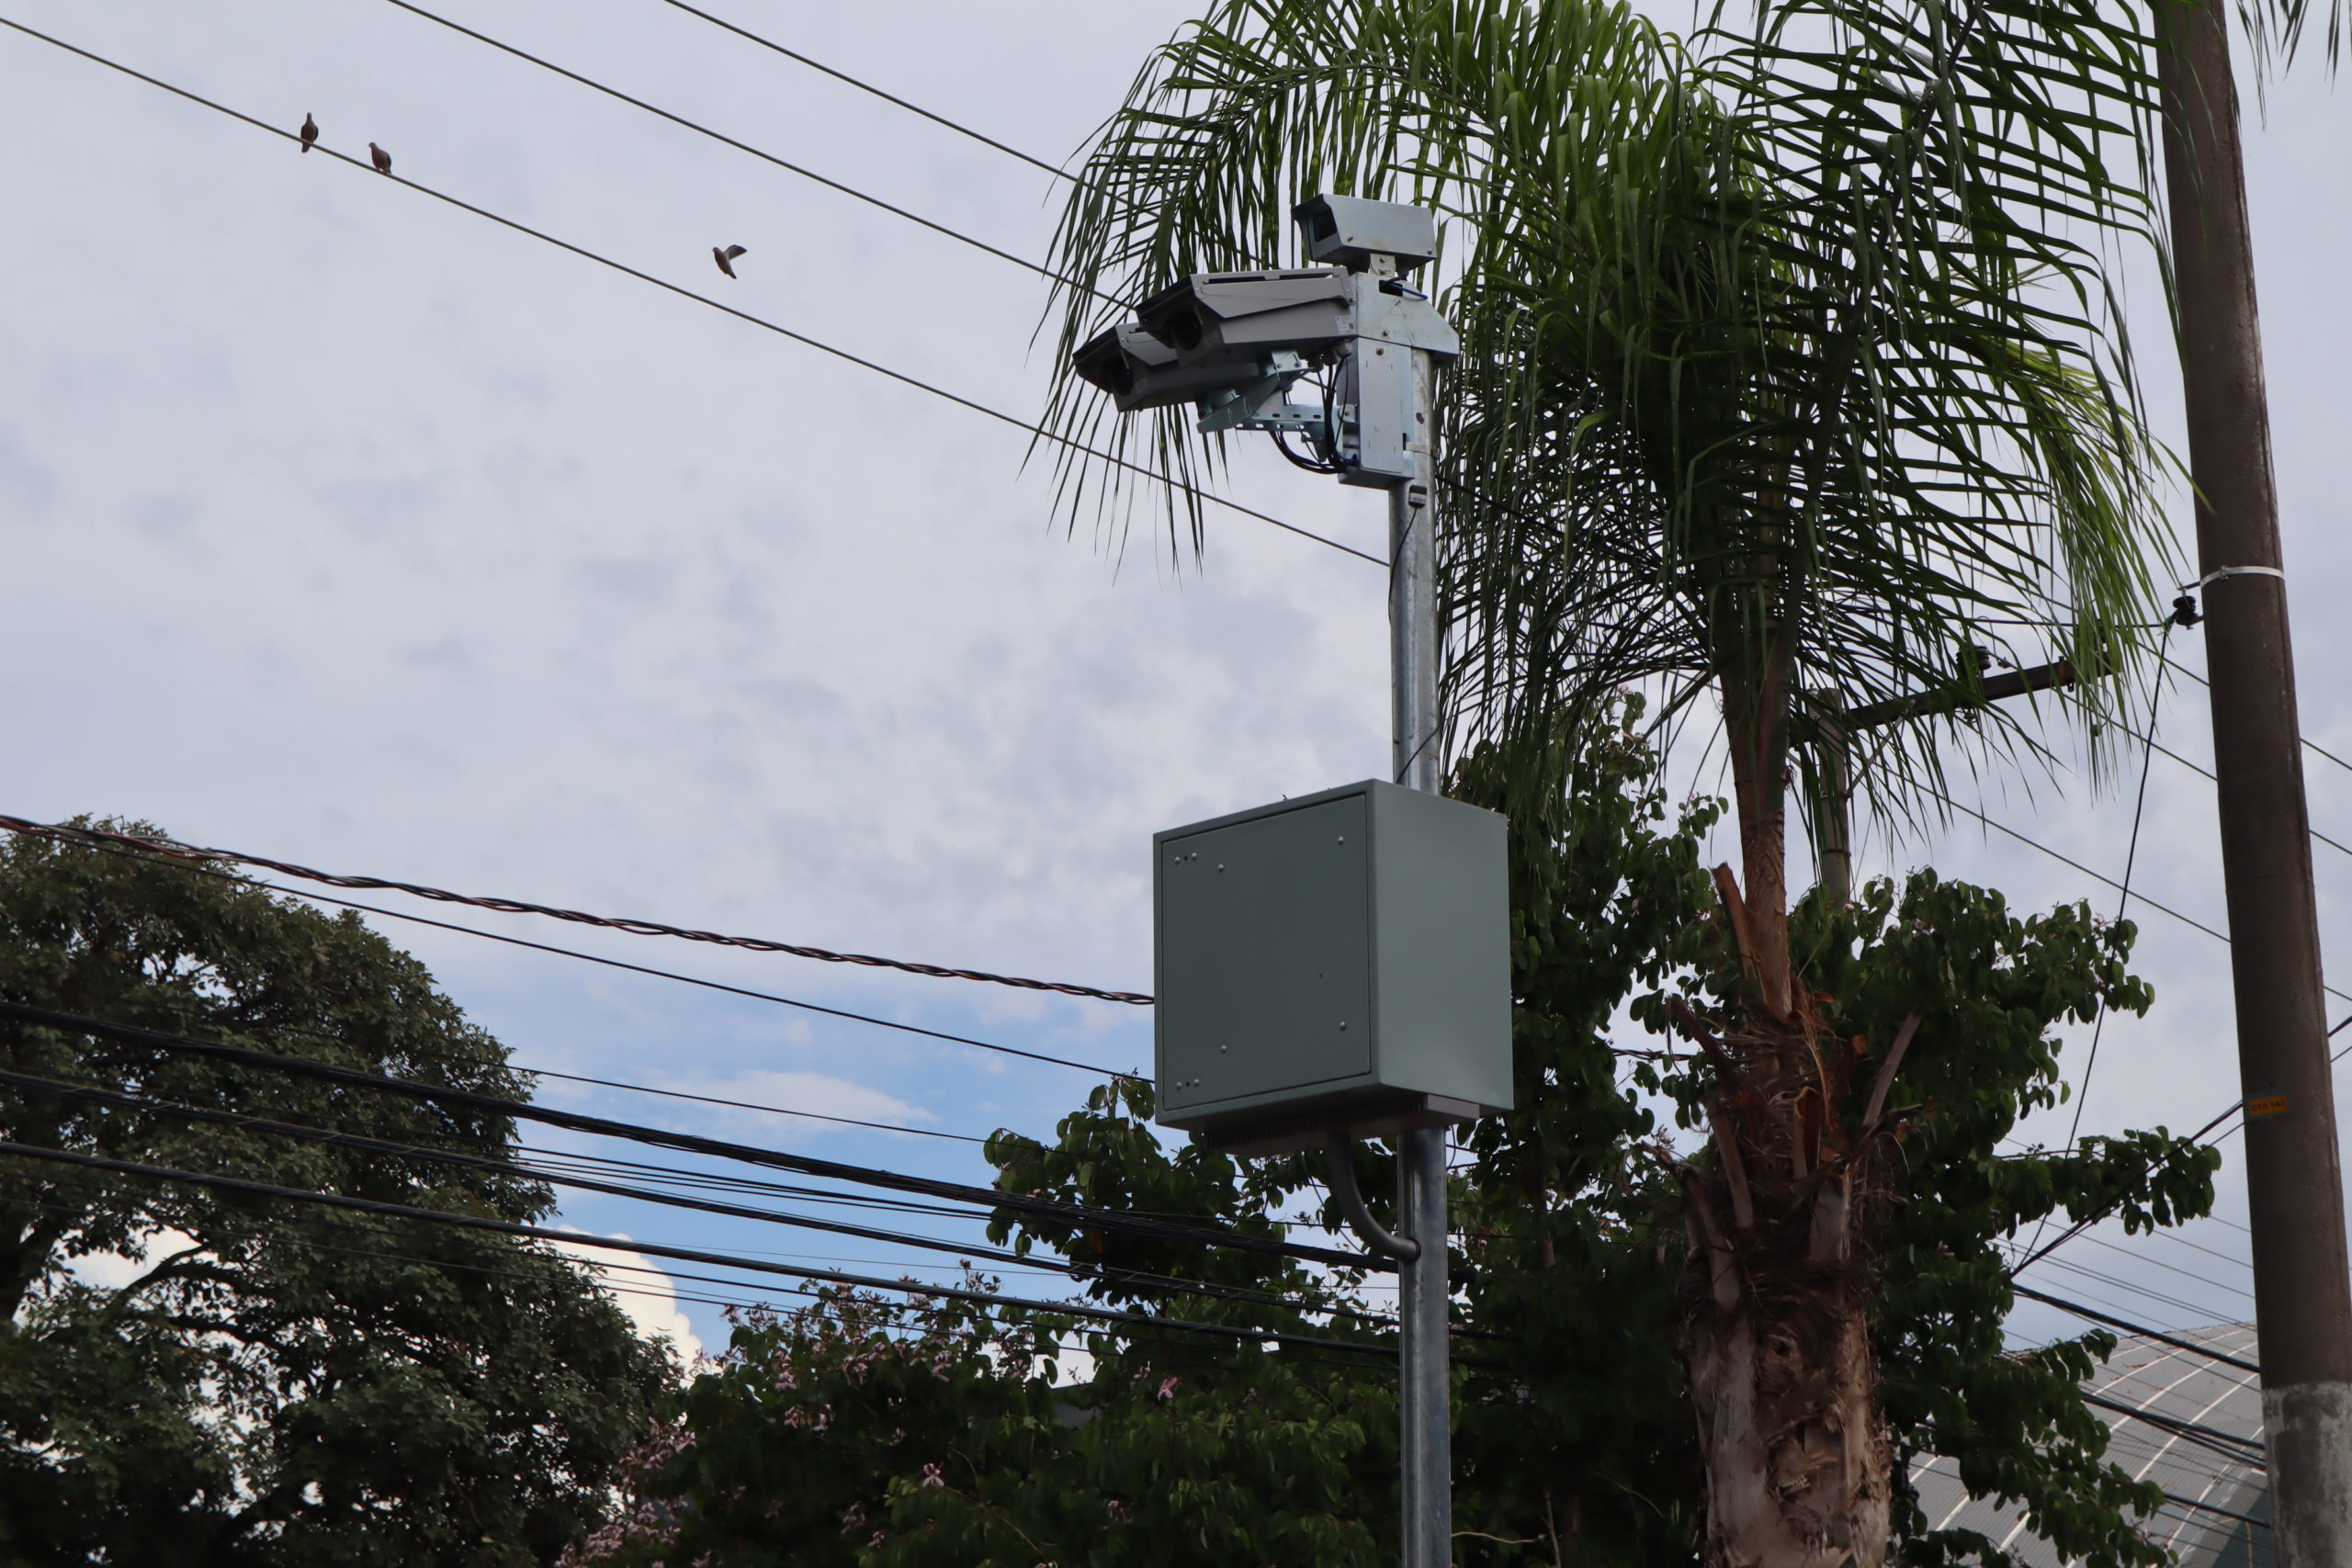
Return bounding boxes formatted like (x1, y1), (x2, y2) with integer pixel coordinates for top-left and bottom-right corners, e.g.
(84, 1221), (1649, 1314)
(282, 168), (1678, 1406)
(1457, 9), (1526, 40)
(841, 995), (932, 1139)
(300, 113), (318, 153)
(368, 141), (392, 175)
(713, 243), (748, 279)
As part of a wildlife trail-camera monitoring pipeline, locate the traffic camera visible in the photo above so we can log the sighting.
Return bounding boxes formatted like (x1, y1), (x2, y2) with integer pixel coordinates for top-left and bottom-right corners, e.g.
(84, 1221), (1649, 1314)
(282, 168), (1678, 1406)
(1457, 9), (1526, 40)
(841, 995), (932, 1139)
(1071, 321), (1269, 413)
(1294, 193), (1439, 274)
(1067, 197), (1456, 486)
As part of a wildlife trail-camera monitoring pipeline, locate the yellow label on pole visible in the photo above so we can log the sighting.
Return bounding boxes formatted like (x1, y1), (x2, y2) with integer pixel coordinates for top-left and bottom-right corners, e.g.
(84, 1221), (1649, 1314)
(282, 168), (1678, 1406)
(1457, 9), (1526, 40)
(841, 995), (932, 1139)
(2247, 1094), (2290, 1119)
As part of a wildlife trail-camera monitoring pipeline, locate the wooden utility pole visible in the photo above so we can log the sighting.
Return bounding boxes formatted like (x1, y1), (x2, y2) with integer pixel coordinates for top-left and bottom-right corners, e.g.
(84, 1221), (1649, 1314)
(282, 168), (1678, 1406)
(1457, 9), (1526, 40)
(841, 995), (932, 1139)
(2157, 1), (2352, 1556)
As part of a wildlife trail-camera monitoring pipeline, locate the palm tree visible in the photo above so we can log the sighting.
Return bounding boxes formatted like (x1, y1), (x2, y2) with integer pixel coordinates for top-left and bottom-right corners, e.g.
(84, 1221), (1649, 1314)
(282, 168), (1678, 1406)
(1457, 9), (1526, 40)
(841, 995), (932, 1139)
(1040, 0), (2181, 1561)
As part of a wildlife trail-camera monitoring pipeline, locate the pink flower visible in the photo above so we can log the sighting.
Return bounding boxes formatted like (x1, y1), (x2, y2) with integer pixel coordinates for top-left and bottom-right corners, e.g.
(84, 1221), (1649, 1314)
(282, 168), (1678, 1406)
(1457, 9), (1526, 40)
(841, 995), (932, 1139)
(1157, 1376), (1180, 1401)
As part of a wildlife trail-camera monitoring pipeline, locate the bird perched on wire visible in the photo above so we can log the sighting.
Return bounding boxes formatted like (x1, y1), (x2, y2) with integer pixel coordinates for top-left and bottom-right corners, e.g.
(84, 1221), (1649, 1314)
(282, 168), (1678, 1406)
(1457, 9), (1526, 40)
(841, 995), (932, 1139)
(368, 141), (392, 175)
(300, 114), (318, 152)
(713, 243), (748, 279)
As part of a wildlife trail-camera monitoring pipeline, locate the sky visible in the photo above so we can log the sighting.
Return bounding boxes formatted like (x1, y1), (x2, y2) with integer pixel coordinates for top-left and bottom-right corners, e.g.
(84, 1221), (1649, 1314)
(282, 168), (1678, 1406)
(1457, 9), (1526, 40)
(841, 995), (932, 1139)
(0, 0), (2346, 1369)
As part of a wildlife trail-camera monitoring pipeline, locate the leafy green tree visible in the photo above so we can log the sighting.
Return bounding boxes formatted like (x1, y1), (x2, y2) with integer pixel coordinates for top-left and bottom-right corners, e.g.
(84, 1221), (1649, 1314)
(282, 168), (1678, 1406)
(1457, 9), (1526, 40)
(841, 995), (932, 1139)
(0, 824), (673, 1567)
(1037, 0), (2189, 1557)
(569, 713), (2215, 1568)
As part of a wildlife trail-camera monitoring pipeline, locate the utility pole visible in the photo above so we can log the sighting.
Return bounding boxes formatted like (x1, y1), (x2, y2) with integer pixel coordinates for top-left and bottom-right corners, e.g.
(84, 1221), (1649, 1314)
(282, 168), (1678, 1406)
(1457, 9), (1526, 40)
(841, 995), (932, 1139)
(1390, 347), (1451, 1568)
(2157, 1), (2352, 1555)
(1080, 197), (1475, 1568)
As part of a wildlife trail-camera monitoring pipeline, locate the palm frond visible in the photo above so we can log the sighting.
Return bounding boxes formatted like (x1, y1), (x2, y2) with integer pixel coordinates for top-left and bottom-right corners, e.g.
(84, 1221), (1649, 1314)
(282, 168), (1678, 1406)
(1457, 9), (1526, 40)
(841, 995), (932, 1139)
(1039, 0), (2178, 837)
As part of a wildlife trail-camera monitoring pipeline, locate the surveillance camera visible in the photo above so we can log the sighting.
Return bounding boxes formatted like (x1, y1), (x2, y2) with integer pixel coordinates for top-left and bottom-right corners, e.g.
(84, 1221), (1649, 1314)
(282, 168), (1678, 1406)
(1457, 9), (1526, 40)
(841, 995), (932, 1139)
(1135, 269), (1352, 368)
(1072, 321), (1270, 412)
(1294, 195), (1438, 274)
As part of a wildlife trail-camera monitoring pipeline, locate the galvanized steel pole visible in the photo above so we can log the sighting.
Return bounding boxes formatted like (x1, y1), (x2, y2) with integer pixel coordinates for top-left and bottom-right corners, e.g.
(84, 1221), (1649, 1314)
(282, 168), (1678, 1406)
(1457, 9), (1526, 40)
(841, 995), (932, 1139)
(2157, 0), (2352, 1555)
(1391, 347), (1452, 1568)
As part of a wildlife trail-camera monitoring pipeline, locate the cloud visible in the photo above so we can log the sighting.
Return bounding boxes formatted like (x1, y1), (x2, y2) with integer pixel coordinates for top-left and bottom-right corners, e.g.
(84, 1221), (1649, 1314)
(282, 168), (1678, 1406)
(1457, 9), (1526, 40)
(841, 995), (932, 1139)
(553, 1231), (705, 1368)
(649, 1067), (934, 1139)
(66, 1224), (708, 1374)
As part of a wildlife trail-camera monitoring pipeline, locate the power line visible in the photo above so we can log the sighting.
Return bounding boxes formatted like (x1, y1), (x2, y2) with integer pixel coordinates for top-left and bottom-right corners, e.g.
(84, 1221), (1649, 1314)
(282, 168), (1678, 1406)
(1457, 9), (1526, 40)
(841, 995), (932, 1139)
(0, 813), (1152, 1008)
(2023, 631), (2172, 1264)
(2008, 1011), (2352, 1279)
(2143, 1225), (2256, 1276)
(0, 1062), (1030, 1270)
(2118, 720), (2352, 861)
(641, 1), (1273, 273)
(2076, 1388), (2267, 1468)
(0, 1063), (1416, 1331)
(506, 1064), (984, 1142)
(0, 998), (1379, 1272)
(0, 16), (1381, 570)
(2008, 1284), (2261, 1376)
(288, 881), (1147, 1079)
(2160, 660), (2352, 780)
(0, 1140), (1394, 1363)
(2027, 1252), (2237, 1325)
(2072, 1232), (2255, 1303)
(2060, 631), (2172, 1161)
(40, 1181), (1396, 1379)
(25, 823), (1145, 1084)
(379, 0), (1111, 301)
(21, 1178), (788, 1335)
(650, 0), (1084, 193)
(1924, 784), (2352, 1009)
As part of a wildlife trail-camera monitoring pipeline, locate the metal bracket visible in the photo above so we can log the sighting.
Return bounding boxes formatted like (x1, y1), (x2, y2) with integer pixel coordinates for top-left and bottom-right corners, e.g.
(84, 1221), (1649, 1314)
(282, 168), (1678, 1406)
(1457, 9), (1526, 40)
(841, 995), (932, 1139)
(1327, 1129), (1419, 1260)
(1195, 352), (1329, 439)
(2196, 565), (2286, 588)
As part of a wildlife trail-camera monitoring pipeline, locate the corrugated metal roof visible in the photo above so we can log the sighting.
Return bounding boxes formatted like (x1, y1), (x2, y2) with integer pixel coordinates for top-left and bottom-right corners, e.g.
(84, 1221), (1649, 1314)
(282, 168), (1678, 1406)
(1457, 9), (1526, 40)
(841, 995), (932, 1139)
(1906, 1324), (2269, 1566)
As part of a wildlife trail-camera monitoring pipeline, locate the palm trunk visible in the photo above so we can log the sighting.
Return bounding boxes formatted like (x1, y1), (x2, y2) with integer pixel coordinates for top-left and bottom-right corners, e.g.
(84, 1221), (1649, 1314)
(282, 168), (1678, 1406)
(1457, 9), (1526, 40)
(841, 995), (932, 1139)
(1679, 662), (1895, 1567)
(1721, 682), (1793, 1012)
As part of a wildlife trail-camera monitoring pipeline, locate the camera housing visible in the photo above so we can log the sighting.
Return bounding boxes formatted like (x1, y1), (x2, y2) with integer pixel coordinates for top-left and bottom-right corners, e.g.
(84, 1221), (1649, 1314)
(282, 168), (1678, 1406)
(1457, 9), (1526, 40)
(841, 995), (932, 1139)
(1071, 321), (1270, 413)
(1134, 268), (1351, 367)
(1294, 194), (1439, 274)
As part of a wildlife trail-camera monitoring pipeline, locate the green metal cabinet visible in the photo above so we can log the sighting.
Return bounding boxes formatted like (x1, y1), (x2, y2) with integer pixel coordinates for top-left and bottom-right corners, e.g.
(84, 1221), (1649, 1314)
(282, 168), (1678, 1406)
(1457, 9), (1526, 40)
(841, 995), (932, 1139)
(1153, 780), (1511, 1152)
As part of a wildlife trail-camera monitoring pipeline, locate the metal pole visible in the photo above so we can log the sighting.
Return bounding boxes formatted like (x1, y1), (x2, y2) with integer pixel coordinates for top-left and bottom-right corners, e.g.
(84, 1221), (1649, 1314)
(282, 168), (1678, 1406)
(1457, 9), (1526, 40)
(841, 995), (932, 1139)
(1810, 711), (1852, 906)
(2157, 1), (2352, 1556)
(1390, 348), (1451, 1568)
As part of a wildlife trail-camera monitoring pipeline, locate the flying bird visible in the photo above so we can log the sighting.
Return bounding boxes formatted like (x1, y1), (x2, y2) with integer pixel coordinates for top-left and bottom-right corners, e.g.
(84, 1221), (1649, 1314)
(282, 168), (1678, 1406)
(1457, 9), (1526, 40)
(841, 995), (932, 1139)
(300, 113), (317, 152)
(713, 243), (748, 279)
(368, 141), (391, 175)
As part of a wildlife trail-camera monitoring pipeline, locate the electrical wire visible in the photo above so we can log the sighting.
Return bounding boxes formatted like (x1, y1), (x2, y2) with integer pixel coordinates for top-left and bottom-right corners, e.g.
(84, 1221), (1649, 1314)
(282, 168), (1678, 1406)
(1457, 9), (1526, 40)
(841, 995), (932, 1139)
(2027, 1254), (2235, 1325)
(1923, 782), (2352, 1008)
(231, 873), (1139, 1080)
(2157, 660), (2352, 780)
(2071, 1233), (2255, 1303)
(506, 1066), (985, 1142)
(26, 824), (1145, 1085)
(19, 1177), (1389, 1375)
(0, 812), (1152, 1008)
(2075, 1389), (2267, 1468)
(0, 1138), (1398, 1362)
(650, 0), (1085, 194)
(2007, 1285), (2260, 1376)
(0, 1062), (1035, 1271)
(2022, 629), (2171, 1263)
(0, 1064), (1429, 1334)
(2113, 718), (2352, 861)
(0, 998), (1380, 1271)
(2142, 1226), (2255, 1276)
(2008, 1011), (2352, 1279)
(379, 0), (1112, 302)
(0, 17), (1382, 570)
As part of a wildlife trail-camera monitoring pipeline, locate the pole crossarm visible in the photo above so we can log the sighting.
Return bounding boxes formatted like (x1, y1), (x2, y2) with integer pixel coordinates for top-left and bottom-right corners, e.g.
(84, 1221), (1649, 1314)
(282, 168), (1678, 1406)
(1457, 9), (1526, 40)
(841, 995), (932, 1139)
(1837, 658), (2083, 731)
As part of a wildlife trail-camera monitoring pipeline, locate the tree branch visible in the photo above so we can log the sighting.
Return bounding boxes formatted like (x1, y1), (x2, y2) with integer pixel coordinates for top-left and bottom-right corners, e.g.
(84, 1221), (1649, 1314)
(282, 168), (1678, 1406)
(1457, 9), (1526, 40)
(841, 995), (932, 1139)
(1862, 1006), (1927, 1131)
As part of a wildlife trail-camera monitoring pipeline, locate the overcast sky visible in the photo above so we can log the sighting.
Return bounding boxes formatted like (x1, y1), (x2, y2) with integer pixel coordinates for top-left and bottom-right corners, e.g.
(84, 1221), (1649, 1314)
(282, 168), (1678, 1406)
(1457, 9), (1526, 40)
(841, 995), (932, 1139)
(2, 0), (2345, 1364)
